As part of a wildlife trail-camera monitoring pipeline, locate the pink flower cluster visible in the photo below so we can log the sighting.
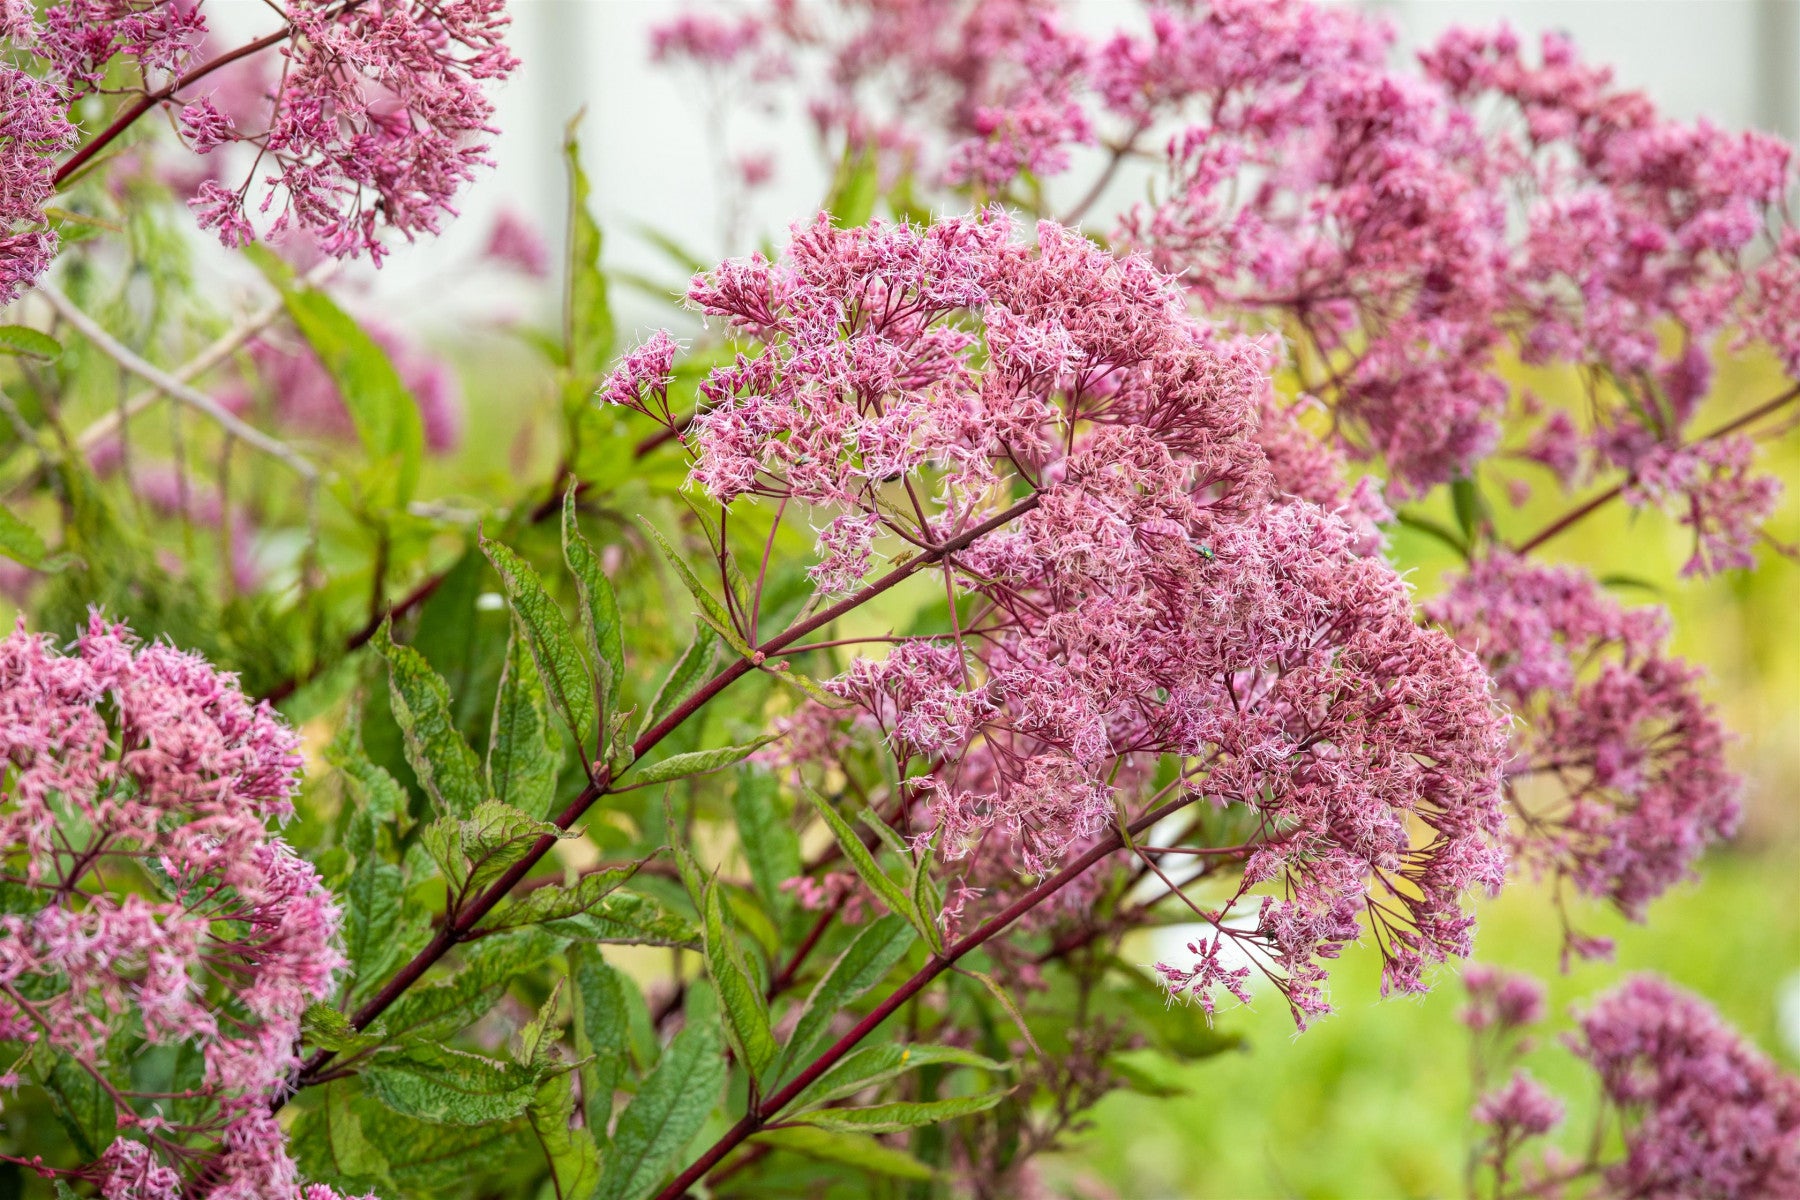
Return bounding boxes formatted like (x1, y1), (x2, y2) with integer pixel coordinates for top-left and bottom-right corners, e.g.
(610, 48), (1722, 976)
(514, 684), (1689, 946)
(0, 66), (76, 305)
(0, 616), (352, 1199)
(606, 210), (1510, 1022)
(1428, 556), (1739, 940)
(652, 0), (1797, 563)
(1572, 975), (1800, 1198)
(2, 0), (515, 280)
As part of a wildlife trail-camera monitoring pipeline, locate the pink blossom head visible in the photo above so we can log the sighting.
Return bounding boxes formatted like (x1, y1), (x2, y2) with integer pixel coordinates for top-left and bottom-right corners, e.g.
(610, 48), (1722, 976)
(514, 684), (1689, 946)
(0, 615), (345, 1194)
(1572, 975), (1800, 1198)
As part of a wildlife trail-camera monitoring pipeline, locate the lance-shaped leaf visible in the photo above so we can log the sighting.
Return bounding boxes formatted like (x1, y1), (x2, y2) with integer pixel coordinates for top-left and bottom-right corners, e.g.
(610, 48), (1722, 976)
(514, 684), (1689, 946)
(545, 891), (700, 950)
(780, 915), (916, 1077)
(372, 623), (484, 819)
(562, 114), (614, 379)
(422, 799), (575, 898)
(595, 997), (727, 1200)
(488, 625), (560, 818)
(341, 857), (405, 997)
(787, 1043), (1009, 1114)
(621, 736), (777, 790)
(750, 1126), (934, 1182)
(361, 1045), (540, 1126)
(801, 787), (915, 927)
(278, 282), (424, 506)
(482, 534), (598, 754)
(563, 487), (624, 718)
(702, 879), (777, 1078)
(636, 622), (717, 739)
(0, 502), (47, 569)
(571, 946), (632, 1138)
(733, 769), (799, 924)
(288, 1079), (393, 1193)
(0, 324), (63, 360)
(302, 1003), (382, 1056)
(790, 1092), (1008, 1134)
(637, 517), (752, 656)
(479, 864), (639, 933)
(527, 1069), (601, 1200)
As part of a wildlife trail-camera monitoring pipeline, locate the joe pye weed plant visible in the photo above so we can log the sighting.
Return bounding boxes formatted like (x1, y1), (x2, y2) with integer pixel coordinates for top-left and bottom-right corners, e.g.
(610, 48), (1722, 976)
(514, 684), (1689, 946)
(0, 0), (1797, 1196)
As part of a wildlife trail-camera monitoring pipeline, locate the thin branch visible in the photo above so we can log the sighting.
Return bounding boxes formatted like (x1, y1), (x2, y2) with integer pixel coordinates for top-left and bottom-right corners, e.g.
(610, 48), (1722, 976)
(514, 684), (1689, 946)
(72, 261), (341, 454)
(281, 493), (1043, 1097)
(36, 283), (318, 481)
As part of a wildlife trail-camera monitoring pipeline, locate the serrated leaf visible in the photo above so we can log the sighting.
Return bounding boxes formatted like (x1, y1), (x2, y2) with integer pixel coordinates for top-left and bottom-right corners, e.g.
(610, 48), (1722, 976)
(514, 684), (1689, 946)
(563, 487), (624, 719)
(637, 622), (717, 739)
(909, 833), (944, 954)
(302, 1002), (381, 1054)
(622, 736), (776, 789)
(38, 1052), (114, 1159)
(703, 880), (777, 1077)
(571, 946), (632, 1137)
(488, 624), (561, 819)
(527, 1068), (601, 1200)
(637, 518), (751, 655)
(343, 858), (404, 997)
(328, 705), (411, 858)
(362, 1046), (539, 1126)
(563, 114), (614, 379)
(481, 864), (639, 933)
(288, 1080), (394, 1193)
(546, 890), (701, 950)
(342, 1089), (526, 1189)
(379, 967), (508, 1047)
(372, 622), (484, 819)
(423, 799), (574, 898)
(790, 1091), (1006, 1134)
(0, 324), (63, 360)
(801, 787), (915, 927)
(595, 1005), (727, 1200)
(780, 915), (916, 1076)
(277, 283), (424, 506)
(789, 1043), (1010, 1113)
(0, 502), (48, 569)
(751, 1125), (934, 1181)
(482, 534), (598, 756)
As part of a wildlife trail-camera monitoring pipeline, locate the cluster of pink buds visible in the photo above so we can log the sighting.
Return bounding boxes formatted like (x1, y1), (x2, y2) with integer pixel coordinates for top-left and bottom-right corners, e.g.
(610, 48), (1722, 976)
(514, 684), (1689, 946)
(605, 208), (1511, 1024)
(0, 615), (354, 1199)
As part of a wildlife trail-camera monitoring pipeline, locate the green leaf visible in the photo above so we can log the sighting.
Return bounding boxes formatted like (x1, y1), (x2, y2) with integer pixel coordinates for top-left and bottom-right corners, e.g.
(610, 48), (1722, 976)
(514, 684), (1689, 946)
(348, 1092), (524, 1189)
(488, 625), (561, 819)
(277, 282), (425, 506)
(751, 1125), (934, 1182)
(379, 965), (509, 1047)
(422, 799), (574, 897)
(800, 787), (915, 926)
(637, 518), (751, 655)
(481, 864), (640, 933)
(362, 1045), (540, 1126)
(827, 147), (881, 228)
(563, 486), (625, 704)
(637, 622), (717, 740)
(780, 915), (916, 1075)
(908, 832), (944, 954)
(328, 704), (411, 858)
(790, 1092), (1006, 1134)
(595, 1005), (727, 1200)
(372, 622), (485, 819)
(789, 1043), (1009, 1113)
(622, 736), (776, 790)
(37, 1052), (115, 1159)
(1451, 475), (1487, 543)
(734, 769), (799, 922)
(964, 966), (1046, 1062)
(0, 502), (48, 568)
(288, 1080), (394, 1193)
(563, 114), (614, 379)
(571, 946), (633, 1137)
(482, 533), (598, 755)
(546, 890), (701, 950)
(302, 1002), (381, 1055)
(342, 857), (404, 994)
(703, 880), (778, 1077)
(0, 324), (63, 360)
(1106, 1052), (1189, 1097)
(527, 1069), (602, 1200)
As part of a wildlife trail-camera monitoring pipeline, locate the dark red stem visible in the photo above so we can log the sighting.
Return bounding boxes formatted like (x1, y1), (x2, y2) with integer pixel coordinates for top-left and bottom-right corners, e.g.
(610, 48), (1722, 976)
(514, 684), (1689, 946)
(652, 792), (1197, 1200)
(285, 494), (1041, 1093)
